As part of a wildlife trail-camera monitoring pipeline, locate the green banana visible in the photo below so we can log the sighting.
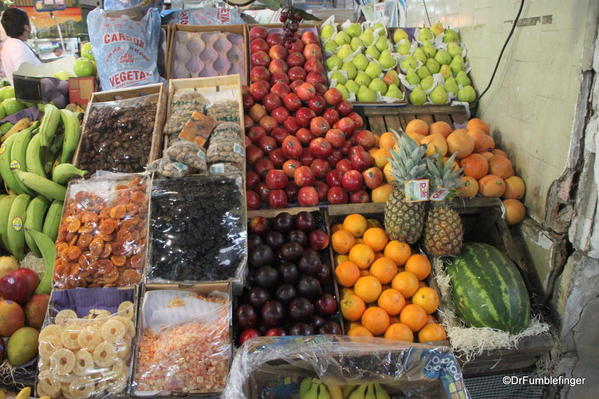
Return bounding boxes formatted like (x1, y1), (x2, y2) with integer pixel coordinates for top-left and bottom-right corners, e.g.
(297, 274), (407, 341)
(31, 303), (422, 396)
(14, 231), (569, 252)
(42, 200), (63, 242)
(317, 382), (331, 399)
(60, 109), (80, 163)
(10, 126), (35, 195)
(300, 378), (314, 399)
(0, 195), (15, 250)
(13, 170), (66, 201)
(342, 386), (356, 398)
(0, 134), (26, 194)
(305, 381), (320, 399)
(364, 384), (376, 399)
(349, 384), (368, 399)
(6, 194), (31, 260)
(373, 384), (390, 399)
(324, 383), (343, 399)
(52, 163), (87, 185)
(49, 132), (63, 157)
(25, 130), (46, 177)
(24, 196), (49, 257)
(27, 229), (56, 294)
(39, 103), (61, 147)
(0, 122), (13, 135)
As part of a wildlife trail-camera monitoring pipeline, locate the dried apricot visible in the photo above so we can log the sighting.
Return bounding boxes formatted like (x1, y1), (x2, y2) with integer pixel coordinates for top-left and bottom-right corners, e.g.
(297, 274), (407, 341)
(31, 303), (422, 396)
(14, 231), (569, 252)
(120, 269), (140, 284)
(100, 243), (112, 259)
(90, 238), (104, 256)
(78, 233), (93, 248)
(66, 246), (82, 261)
(110, 205), (127, 219)
(66, 217), (81, 233)
(111, 255), (126, 266)
(131, 191), (146, 203)
(99, 219), (117, 235)
(130, 254), (144, 269)
(80, 212), (98, 224)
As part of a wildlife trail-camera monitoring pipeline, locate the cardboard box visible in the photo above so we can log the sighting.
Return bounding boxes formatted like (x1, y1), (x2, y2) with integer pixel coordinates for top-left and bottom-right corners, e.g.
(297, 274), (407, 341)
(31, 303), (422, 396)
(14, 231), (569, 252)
(67, 77), (97, 107)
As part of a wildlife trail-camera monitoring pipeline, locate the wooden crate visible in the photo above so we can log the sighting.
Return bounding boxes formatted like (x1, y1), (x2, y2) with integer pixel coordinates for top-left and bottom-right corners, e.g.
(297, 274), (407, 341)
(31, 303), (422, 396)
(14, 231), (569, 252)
(363, 104), (469, 135)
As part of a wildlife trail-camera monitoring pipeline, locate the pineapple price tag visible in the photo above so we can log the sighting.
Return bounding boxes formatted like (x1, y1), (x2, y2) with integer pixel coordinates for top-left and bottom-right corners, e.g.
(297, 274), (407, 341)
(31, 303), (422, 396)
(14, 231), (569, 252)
(404, 179), (429, 202)
(430, 188), (450, 201)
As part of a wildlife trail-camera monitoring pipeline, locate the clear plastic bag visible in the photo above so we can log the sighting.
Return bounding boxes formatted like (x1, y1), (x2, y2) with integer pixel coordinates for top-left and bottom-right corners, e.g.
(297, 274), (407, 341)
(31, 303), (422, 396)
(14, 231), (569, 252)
(163, 88), (208, 141)
(36, 287), (137, 398)
(147, 157), (191, 178)
(224, 336), (470, 399)
(147, 175), (247, 283)
(206, 140), (244, 166)
(78, 94), (158, 174)
(133, 289), (231, 395)
(164, 140), (207, 171)
(53, 173), (150, 289)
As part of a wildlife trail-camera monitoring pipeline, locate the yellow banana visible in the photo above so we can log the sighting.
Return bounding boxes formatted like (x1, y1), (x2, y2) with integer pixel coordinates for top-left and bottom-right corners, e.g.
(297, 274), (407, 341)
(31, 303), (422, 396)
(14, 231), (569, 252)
(325, 383), (344, 399)
(15, 386), (31, 399)
(0, 117), (30, 142)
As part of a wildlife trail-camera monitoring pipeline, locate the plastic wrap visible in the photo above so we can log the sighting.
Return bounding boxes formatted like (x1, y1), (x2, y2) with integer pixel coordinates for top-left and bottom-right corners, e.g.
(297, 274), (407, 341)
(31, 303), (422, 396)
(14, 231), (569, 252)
(78, 94), (158, 174)
(36, 287), (137, 398)
(163, 89), (209, 141)
(53, 173), (150, 289)
(164, 140), (207, 171)
(161, 8), (244, 25)
(147, 157), (191, 178)
(224, 336), (469, 399)
(147, 175), (246, 283)
(132, 289), (231, 395)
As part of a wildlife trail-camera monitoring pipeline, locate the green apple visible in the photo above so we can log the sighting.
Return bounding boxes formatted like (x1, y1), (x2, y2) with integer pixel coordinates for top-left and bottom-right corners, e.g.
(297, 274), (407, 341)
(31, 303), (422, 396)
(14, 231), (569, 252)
(444, 77), (458, 94)
(422, 43), (436, 58)
(406, 69), (421, 85)
(352, 54), (369, 71)
(416, 66), (431, 79)
(399, 55), (418, 72)
(439, 64), (452, 78)
(342, 62), (358, 79)
(382, 69), (400, 86)
(326, 55), (343, 70)
(378, 50), (396, 69)
(450, 55), (465, 74)
(396, 39), (411, 55)
(345, 23), (362, 38)
(455, 70), (471, 86)
(355, 71), (372, 86)
(393, 28), (409, 43)
(375, 36), (390, 52)
(409, 87), (427, 105)
(417, 28), (433, 42)
(365, 45), (380, 60)
(350, 37), (364, 51)
(337, 44), (354, 60)
(331, 70), (348, 84)
(420, 76), (434, 90)
(360, 28), (375, 46)
(434, 49), (452, 65)
(334, 31), (351, 46)
(324, 40), (338, 53)
(425, 58), (440, 74)
(373, 23), (386, 31)
(386, 84), (404, 99)
(346, 79), (360, 94)
(430, 85), (448, 104)
(357, 85), (377, 102)
(457, 85), (477, 102)
(336, 83), (350, 100)
(443, 29), (460, 43)
(431, 21), (444, 36)
(413, 48), (427, 64)
(365, 61), (382, 79)
(447, 42), (462, 58)
(369, 78), (388, 95)
(320, 24), (336, 41)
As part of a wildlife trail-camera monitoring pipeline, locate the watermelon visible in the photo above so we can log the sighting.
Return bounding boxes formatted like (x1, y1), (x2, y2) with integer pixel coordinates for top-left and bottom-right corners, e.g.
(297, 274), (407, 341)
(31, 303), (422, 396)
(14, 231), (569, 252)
(447, 242), (530, 334)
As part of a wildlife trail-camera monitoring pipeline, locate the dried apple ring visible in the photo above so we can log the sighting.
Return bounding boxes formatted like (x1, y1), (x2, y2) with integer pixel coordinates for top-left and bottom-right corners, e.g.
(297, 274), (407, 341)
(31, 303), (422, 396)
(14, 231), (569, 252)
(73, 350), (94, 376)
(101, 319), (126, 342)
(112, 340), (131, 360)
(90, 309), (111, 319)
(105, 373), (127, 394)
(51, 348), (76, 375)
(69, 376), (96, 398)
(55, 309), (78, 325)
(77, 325), (102, 350)
(117, 301), (135, 320)
(93, 342), (116, 367)
(113, 316), (135, 335)
(110, 205), (127, 219)
(61, 328), (82, 350)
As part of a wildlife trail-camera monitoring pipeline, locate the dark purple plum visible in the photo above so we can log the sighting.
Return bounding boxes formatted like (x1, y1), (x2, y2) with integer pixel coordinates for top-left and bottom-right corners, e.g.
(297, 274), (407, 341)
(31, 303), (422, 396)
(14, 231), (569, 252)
(278, 242), (304, 262)
(295, 211), (316, 232)
(273, 212), (294, 232)
(318, 321), (342, 335)
(265, 231), (285, 249)
(249, 287), (271, 308)
(287, 229), (308, 247)
(316, 294), (338, 316)
(248, 234), (263, 251)
(255, 266), (279, 288)
(261, 300), (285, 327)
(298, 250), (321, 275)
(279, 263), (299, 283)
(236, 304), (257, 329)
(276, 284), (297, 303)
(250, 244), (274, 267)
(289, 322), (315, 336)
(297, 276), (322, 299)
(315, 263), (331, 283)
(288, 297), (314, 320)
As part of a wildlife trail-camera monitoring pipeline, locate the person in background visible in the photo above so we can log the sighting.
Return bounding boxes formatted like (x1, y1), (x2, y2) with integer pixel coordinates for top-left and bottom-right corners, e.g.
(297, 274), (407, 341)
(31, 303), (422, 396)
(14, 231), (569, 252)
(0, 7), (41, 84)
(53, 47), (63, 57)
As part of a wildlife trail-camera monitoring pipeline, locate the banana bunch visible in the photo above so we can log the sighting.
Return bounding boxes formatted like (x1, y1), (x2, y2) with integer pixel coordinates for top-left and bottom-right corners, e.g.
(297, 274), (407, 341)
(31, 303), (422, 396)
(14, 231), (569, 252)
(346, 383), (390, 399)
(3, 386), (51, 399)
(300, 378), (339, 399)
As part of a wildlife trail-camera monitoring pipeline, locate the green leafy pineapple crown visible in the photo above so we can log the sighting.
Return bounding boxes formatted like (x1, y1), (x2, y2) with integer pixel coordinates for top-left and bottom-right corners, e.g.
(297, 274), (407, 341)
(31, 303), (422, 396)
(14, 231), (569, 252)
(389, 130), (428, 184)
(426, 152), (464, 199)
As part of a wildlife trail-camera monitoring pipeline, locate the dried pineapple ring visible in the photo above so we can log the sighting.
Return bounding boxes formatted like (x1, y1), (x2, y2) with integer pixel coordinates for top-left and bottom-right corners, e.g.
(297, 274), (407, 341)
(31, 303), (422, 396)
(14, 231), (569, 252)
(112, 340), (131, 360)
(89, 309), (111, 319)
(100, 319), (126, 343)
(77, 325), (102, 350)
(39, 324), (61, 340)
(39, 334), (63, 359)
(69, 377), (96, 399)
(117, 301), (135, 320)
(105, 374), (128, 394)
(112, 316), (135, 336)
(37, 377), (61, 397)
(74, 350), (94, 376)
(93, 342), (116, 367)
(50, 348), (76, 375)
(55, 309), (78, 325)
(61, 328), (82, 350)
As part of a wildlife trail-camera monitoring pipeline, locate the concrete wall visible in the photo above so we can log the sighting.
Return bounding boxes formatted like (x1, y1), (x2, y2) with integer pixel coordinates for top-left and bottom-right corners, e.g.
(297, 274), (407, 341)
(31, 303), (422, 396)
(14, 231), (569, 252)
(404, 0), (599, 223)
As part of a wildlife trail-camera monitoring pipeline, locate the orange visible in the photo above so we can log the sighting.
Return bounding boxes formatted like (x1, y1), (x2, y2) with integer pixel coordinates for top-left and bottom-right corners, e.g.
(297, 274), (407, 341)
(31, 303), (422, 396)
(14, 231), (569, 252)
(331, 229), (356, 254)
(429, 121), (452, 138)
(468, 128), (495, 152)
(488, 155), (514, 179)
(479, 151), (494, 161)
(407, 131), (426, 144)
(348, 325), (373, 337)
(418, 323), (447, 342)
(340, 294), (366, 321)
(446, 129), (474, 159)
(378, 288), (406, 316)
(492, 148), (508, 158)
(379, 132), (396, 150)
(361, 306), (390, 335)
(420, 133), (448, 157)
(426, 315), (437, 325)
(384, 323), (414, 342)
(341, 287), (355, 299)
(343, 214), (368, 238)
(330, 223), (343, 233)
(372, 148), (391, 168)
(405, 254), (431, 280)
(360, 269), (371, 277)
(406, 119), (429, 136)
(369, 257), (398, 284)
(411, 287), (439, 314)
(335, 261), (361, 288)
(354, 276), (382, 303)
(384, 240), (411, 265)
(366, 219), (382, 229)
(460, 153), (489, 180)
(383, 162), (394, 183)
(503, 199), (526, 225)
(503, 176), (526, 199)
(363, 227), (389, 252)
(458, 176), (479, 198)
(335, 254), (349, 266)
(372, 184), (393, 203)
(467, 118), (490, 135)
(399, 304), (428, 332)
(349, 244), (375, 269)
(391, 271), (420, 298)
(479, 175), (506, 197)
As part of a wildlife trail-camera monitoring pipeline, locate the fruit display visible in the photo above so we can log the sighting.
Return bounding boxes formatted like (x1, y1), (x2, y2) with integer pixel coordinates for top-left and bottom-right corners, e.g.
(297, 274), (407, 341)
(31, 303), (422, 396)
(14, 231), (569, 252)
(300, 378), (391, 399)
(332, 214), (446, 343)
(447, 242), (531, 333)
(319, 21), (405, 103)
(237, 212), (341, 342)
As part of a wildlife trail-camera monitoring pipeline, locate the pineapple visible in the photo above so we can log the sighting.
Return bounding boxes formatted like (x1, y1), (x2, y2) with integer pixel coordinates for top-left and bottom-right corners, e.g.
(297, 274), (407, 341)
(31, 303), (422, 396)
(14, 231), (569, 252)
(384, 131), (429, 244)
(423, 153), (464, 256)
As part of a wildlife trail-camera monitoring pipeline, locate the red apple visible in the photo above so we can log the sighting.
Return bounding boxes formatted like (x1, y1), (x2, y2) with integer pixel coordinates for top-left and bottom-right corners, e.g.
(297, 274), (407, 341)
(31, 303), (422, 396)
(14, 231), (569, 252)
(362, 167), (384, 189)
(259, 115), (278, 133)
(245, 136), (252, 148)
(265, 328), (286, 336)
(270, 72), (290, 85)
(244, 114), (254, 130)
(285, 181), (299, 201)
(314, 82), (327, 96)
(306, 72), (327, 85)
(307, 95), (326, 115)
(334, 117), (355, 134)
(298, 186), (319, 206)
(309, 137), (333, 159)
(323, 88), (343, 105)
(263, 93), (282, 113)
(289, 79), (304, 91)
(251, 51), (270, 67)
(350, 190), (370, 203)
(301, 31), (319, 45)
(283, 159), (302, 177)
(255, 158), (275, 178)
(265, 169), (288, 190)
(340, 140), (352, 154)
(247, 190), (261, 210)
(336, 100), (353, 116)
(258, 136), (277, 153)
(324, 129), (345, 148)
(271, 106), (290, 124)
(336, 159), (352, 173)
(327, 186), (348, 204)
(283, 116), (300, 133)
(342, 170), (363, 192)
(322, 108), (340, 126)
(294, 165), (315, 187)
(282, 135), (302, 159)
(287, 52), (306, 67)
(269, 59), (288, 74)
(269, 148), (287, 167)
(243, 93), (255, 110)
(239, 328), (260, 344)
(305, 59), (325, 73)
(303, 43), (323, 60)
(288, 66), (307, 81)
(290, 39), (304, 52)
(295, 107), (316, 128)
(257, 182), (271, 201)
(295, 127), (313, 144)
(327, 150), (343, 167)
(300, 148), (315, 165)
(314, 180), (329, 201)
(354, 130), (377, 149)
(267, 32), (283, 46)
(246, 170), (260, 189)
(249, 103), (267, 122)
(349, 145), (374, 171)
(269, 44), (288, 60)
(249, 80), (270, 101)
(248, 126), (266, 143)
(295, 82), (316, 102)
(267, 190), (288, 209)
(271, 81), (291, 98)
(283, 93), (302, 111)
(271, 127), (291, 144)
(250, 66), (270, 83)
(326, 169), (344, 187)
(250, 38), (269, 53)
(347, 112), (364, 129)
(246, 144), (264, 164)
(0, 268), (39, 304)
(309, 116), (330, 137)
(249, 26), (267, 40)
(310, 158), (331, 179)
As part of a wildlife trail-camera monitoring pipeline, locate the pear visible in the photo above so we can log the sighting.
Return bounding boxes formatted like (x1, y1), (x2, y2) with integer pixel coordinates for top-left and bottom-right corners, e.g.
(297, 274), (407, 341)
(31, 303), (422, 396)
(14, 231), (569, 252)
(443, 29), (460, 43)
(350, 37), (364, 51)
(430, 85), (449, 104)
(457, 85), (477, 102)
(320, 24), (335, 41)
(425, 58), (440, 74)
(418, 28), (433, 42)
(416, 66), (431, 79)
(337, 44), (353, 60)
(406, 69), (421, 85)
(450, 55), (465, 74)
(409, 86), (427, 105)
(324, 40), (338, 53)
(365, 45), (380, 60)
(334, 31), (351, 46)
(413, 48), (427, 63)
(346, 79), (360, 94)
(336, 83), (350, 100)
(365, 61), (383, 79)
(393, 28), (409, 43)
(423, 43), (437, 58)
(455, 70), (471, 86)
(330, 70), (347, 84)
(447, 42), (462, 58)
(342, 62), (358, 79)
(345, 23), (362, 38)
(360, 28), (375, 46)
(357, 85), (377, 102)
(439, 64), (452, 78)
(352, 54), (369, 70)
(431, 21), (444, 36)
(355, 71), (372, 86)
(378, 50), (396, 69)
(386, 84), (404, 99)
(444, 77), (459, 94)
(382, 69), (400, 86)
(434, 49), (452, 65)
(396, 39), (411, 55)
(375, 36), (389, 52)
(369, 78), (388, 95)
(326, 55), (343, 70)
(399, 55), (418, 72)
(420, 76), (434, 91)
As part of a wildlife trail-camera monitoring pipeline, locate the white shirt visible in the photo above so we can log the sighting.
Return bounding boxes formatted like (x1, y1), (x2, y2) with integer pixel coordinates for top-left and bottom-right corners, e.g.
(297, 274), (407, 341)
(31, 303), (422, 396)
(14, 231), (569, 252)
(1, 37), (41, 85)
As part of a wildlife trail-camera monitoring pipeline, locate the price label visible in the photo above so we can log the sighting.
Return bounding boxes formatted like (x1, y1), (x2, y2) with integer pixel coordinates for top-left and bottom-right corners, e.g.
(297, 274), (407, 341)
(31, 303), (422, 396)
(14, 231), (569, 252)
(404, 179), (429, 202)
(430, 188), (450, 201)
